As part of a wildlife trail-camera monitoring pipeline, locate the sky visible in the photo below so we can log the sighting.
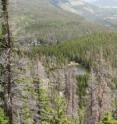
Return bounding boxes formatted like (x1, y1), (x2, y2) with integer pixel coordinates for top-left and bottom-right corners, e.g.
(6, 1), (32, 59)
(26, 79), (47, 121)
(84, 0), (96, 2)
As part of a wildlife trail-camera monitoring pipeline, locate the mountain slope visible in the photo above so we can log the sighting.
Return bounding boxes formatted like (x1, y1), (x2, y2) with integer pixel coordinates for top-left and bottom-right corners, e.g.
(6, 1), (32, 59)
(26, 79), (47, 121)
(9, 0), (107, 44)
(52, 0), (117, 29)
(0, 0), (117, 124)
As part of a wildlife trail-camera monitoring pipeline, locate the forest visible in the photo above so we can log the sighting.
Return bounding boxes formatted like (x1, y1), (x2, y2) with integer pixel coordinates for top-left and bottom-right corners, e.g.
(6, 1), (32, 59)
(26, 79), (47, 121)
(0, 0), (117, 124)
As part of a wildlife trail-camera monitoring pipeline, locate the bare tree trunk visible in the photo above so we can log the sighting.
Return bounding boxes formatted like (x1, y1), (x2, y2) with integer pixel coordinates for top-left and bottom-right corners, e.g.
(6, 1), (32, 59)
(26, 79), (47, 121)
(1, 0), (13, 124)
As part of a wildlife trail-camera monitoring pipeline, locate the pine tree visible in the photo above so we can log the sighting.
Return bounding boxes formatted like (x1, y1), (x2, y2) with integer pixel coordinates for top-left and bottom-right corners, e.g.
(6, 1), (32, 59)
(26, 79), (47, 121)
(50, 96), (77, 124)
(0, 108), (8, 124)
(34, 78), (52, 124)
(97, 113), (117, 124)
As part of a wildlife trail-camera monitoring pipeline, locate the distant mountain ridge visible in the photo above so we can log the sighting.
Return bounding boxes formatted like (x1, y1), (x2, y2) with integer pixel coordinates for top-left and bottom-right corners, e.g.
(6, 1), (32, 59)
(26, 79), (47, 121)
(92, 0), (117, 7)
(51, 0), (117, 29)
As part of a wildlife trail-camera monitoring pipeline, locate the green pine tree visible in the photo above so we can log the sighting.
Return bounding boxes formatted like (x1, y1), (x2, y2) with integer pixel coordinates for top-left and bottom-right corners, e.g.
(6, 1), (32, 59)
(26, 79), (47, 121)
(34, 78), (51, 124)
(50, 96), (79, 124)
(97, 112), (117, 124)
(0, 108), (8, 124)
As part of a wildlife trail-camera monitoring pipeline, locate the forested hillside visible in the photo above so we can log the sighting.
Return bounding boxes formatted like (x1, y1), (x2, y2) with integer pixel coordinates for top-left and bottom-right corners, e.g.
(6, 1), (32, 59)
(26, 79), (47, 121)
(0, 0), (117, 124)
(9, 0), (109, 44)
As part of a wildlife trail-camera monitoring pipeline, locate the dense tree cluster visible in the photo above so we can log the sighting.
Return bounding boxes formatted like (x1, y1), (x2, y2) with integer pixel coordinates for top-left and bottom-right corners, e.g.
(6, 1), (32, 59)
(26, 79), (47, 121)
(31, 32), (117, 69)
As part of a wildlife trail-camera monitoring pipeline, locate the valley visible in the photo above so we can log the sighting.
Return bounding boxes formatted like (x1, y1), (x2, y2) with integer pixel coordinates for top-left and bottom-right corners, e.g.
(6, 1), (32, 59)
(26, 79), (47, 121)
(9, 0), (108, 44)
(0, 0), (117, 124)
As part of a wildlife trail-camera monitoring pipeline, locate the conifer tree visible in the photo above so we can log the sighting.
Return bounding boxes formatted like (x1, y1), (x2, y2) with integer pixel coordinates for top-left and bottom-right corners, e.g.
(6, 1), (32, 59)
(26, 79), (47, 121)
(97, 113), (117, 124)
(0, 108), (8, 124)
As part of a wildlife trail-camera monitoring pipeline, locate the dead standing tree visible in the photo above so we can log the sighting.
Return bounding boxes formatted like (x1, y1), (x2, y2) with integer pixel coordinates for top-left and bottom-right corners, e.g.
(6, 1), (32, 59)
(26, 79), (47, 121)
(1, 0), (13, 123)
